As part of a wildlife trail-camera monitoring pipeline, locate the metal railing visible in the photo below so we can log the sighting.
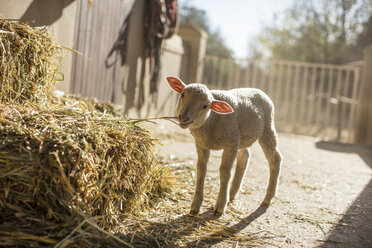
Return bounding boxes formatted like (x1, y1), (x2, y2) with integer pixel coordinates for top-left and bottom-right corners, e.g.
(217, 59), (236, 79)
(202, 55), (362, 143)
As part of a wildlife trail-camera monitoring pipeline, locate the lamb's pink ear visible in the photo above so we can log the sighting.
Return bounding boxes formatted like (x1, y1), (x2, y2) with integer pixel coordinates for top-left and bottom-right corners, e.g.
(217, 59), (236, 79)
(166, 76), (186, 93)
(210, 100), (234, 114)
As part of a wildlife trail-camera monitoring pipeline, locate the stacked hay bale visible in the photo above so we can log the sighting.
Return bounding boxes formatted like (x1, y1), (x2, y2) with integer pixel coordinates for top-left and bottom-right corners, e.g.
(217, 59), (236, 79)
(0, 20), (172, 247)
(0, 20), (60, 104)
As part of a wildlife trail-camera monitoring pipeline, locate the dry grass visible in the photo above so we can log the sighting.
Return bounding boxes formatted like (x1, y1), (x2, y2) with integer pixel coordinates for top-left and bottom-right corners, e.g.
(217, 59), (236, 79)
(114, 163), (281, 248)
(0, 19), (62, 104)
(0, 96), (174, 247)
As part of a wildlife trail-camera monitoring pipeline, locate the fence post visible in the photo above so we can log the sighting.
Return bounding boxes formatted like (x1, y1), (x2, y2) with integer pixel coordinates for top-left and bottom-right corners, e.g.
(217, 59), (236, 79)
(178, 23), (208, 83)
(354, 45), (372, 145)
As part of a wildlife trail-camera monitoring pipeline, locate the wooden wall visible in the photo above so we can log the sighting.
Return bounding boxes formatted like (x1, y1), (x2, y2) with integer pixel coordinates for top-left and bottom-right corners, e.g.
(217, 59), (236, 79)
(71, 0), (132, 104)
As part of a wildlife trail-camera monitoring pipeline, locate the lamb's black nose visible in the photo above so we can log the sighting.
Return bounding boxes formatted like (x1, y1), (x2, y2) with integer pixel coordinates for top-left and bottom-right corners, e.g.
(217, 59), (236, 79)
(179, 114), (189, 123)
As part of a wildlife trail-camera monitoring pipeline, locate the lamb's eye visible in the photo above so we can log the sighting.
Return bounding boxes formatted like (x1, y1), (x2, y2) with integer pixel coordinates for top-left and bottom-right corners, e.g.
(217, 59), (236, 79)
(203, 104), (208, 109)
(181, 93), (185, 98)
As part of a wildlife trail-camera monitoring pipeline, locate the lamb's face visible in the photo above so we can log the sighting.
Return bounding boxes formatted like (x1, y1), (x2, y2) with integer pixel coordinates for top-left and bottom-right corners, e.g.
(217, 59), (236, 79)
(176, 84), (214, 129)
(166, 76), (234, 129)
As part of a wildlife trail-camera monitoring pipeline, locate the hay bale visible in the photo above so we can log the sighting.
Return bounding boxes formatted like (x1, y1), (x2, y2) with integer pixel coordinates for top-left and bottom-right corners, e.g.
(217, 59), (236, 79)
(0, 20), (173, 247)
(0, 19), (62, 104)
(0, 97), (173, 247)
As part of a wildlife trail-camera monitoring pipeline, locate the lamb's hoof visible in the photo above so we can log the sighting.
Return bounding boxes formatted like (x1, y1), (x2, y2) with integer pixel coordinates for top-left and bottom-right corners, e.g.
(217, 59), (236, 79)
(189, 209), (199, 216)
(213, 209), (223, 217)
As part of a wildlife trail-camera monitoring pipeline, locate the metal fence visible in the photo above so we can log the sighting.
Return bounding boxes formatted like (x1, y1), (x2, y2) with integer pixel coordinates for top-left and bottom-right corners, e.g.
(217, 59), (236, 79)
(202, 55), (362, 143)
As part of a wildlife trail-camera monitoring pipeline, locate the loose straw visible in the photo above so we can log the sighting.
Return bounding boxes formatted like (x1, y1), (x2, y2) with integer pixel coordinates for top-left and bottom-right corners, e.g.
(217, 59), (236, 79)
(130, 116), (179, 126)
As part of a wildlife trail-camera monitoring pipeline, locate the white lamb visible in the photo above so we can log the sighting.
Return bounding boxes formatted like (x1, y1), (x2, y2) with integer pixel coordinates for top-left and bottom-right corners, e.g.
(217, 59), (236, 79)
(166, 76), (282, 216)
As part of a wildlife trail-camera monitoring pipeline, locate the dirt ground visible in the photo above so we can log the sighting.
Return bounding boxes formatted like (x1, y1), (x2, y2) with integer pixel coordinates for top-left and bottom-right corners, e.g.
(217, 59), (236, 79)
(136, 120), (372, 248)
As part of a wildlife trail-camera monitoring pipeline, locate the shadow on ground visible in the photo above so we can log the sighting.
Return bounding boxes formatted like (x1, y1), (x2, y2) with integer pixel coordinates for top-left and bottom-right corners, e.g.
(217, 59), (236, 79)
(117, 206), (270, 247)
(316, 141), (372, 248)
(185, 206), (268, 247)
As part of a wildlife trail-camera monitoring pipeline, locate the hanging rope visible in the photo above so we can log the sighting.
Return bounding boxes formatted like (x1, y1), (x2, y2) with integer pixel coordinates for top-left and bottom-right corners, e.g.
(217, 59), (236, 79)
(145, 0), (178, 96)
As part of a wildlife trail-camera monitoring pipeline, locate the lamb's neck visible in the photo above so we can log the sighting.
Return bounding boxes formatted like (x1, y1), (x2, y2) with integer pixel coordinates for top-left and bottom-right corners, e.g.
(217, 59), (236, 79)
(189, 117), (214, 144)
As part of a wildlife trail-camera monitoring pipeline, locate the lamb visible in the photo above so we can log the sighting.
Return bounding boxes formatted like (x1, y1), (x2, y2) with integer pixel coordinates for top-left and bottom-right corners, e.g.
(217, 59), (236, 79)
(166, 76), (283, 216)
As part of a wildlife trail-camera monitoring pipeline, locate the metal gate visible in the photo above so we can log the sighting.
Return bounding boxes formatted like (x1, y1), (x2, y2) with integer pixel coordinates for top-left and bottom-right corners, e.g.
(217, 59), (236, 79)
(71, 0), (132, 104)
(202, 56), (362, 143)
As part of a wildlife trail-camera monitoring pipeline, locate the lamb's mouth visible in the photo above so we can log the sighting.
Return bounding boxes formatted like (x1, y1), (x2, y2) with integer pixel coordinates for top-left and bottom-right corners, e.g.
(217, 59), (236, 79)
(179, 120), (194, 128)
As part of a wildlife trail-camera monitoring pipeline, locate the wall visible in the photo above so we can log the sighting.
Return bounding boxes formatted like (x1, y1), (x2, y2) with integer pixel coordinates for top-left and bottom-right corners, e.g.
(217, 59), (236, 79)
(67, 0), (189, 118)
(0, 0), (77, 92)
(124, 32), (188, 119)
(70, 0), (133, 105)
(120, 0), (189, 118)
(144, 35), (189, 118)
(1, 0), (206, 120)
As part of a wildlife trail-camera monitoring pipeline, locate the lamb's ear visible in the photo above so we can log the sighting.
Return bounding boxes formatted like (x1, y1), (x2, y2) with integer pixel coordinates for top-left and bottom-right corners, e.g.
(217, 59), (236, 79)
(166, 76), (186, 93)
(210, 100), (234, 114)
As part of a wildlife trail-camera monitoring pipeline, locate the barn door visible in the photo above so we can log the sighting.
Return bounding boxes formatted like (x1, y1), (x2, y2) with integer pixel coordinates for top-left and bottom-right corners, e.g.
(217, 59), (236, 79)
(71, 0), (132, 104)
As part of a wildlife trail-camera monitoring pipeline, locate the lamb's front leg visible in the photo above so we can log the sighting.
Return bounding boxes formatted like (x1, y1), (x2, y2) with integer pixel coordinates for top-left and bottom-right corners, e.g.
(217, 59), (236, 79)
(215, 147), (238, 216)
(190, 144), (210, 215)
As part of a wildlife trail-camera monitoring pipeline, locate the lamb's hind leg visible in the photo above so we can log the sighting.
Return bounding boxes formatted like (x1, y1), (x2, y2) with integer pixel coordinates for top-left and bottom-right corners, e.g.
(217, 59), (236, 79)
(229, 148), (250, 202)
(259, 127), (282, 206)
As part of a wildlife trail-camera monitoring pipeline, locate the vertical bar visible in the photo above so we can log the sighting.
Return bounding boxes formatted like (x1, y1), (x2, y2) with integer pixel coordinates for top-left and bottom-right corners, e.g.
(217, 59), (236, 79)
(208, 56), (213, 85)
(263, 62), (269, 93)
(99, 0), (114, 101)
(274, 61), (283, 108)
(210, 56), (218, 88)
(348, 67), (361, 143)
(202, 57), (209, 83)
(234, 61), (241, 89)
(217, 58), (225, 89)
(323, 68), (334, 137)
(244, 59), (251, 87)
(339, 69), (351, 141)
(226, 59), (234, 89)
(267, 61), (275, 99)
(251, 61), (259, 89)
(334, 68), (343, 141)
(290, 64), (301, 132)
(299, 65), (308, 126)
(80, 0), (93, 96)
(290, 65), (300, 132)
(86, 0), (99, 98)
(260, 62), (266, 92)
(306, 65), (318, 128)
(259, 62), (267, 91)
(71, 0), (83, 94)
(283, 63), (293, 128)
(315, 66), (326, 128)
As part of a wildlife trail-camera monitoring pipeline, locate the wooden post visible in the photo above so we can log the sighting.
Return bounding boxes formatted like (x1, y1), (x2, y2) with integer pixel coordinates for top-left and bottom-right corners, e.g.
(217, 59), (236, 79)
(348, 67), (361, 143)
(354, 45), (372, 145)
(178, 23), (208, 83)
